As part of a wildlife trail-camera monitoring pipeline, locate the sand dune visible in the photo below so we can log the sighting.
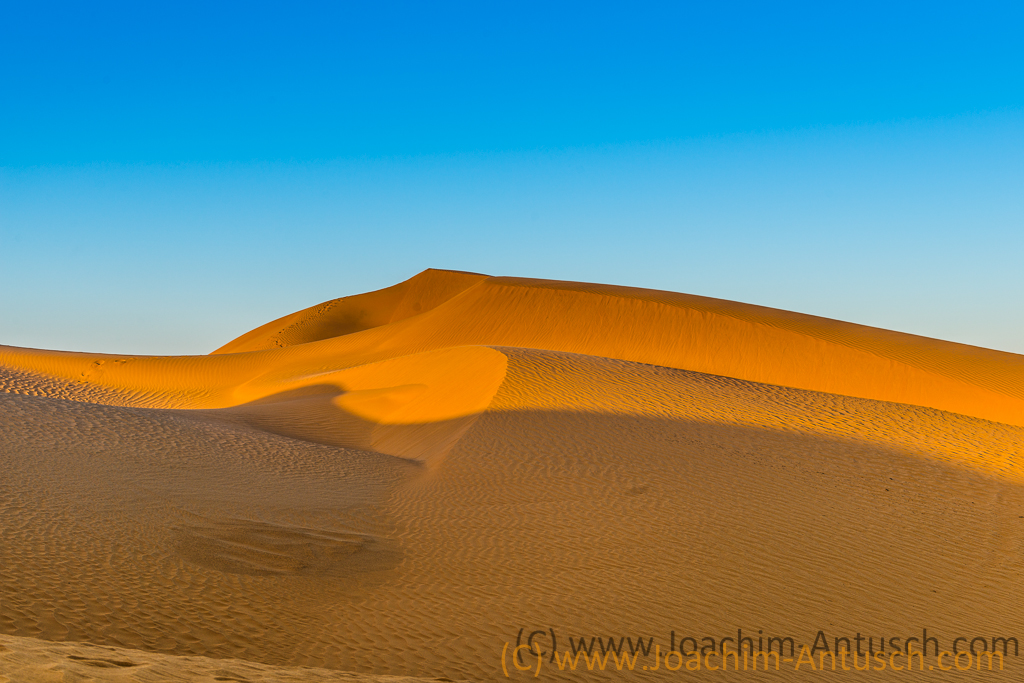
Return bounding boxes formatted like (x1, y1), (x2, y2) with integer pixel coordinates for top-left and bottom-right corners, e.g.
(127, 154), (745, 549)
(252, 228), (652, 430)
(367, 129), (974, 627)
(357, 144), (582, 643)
(3, 269), (1024, 681)
(2, 269), (1023, 427)
(212, 269), (488, 354)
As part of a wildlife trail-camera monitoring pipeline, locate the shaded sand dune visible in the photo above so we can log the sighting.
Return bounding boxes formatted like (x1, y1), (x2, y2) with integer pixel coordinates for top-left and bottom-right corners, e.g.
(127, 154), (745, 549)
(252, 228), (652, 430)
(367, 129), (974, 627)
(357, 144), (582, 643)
(3, 270), (1024, 681)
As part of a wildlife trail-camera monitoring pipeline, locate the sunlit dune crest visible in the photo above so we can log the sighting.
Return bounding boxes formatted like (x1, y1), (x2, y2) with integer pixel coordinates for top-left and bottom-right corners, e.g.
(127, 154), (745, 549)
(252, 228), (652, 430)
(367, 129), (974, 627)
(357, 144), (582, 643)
(4, 269), (1023, 429)
(2, 270), (1023, 681)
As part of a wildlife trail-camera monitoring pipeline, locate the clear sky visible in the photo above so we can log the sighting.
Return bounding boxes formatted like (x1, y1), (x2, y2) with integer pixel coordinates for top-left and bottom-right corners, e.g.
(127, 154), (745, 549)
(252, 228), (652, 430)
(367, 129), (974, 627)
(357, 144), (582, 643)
(2, 2), (1022, 355)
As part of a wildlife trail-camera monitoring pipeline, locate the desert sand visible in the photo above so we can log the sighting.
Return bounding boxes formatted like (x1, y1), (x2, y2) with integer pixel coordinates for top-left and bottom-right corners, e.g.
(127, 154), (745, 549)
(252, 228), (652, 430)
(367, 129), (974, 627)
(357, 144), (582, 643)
(2, 269), (1024, 681)
(0, 633), (465, 683)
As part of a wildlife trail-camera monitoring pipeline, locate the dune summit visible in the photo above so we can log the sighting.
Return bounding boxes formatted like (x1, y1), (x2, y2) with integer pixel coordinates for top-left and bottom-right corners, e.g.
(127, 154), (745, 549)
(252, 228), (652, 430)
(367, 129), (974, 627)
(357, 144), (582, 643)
(2, 269), (1024, 681)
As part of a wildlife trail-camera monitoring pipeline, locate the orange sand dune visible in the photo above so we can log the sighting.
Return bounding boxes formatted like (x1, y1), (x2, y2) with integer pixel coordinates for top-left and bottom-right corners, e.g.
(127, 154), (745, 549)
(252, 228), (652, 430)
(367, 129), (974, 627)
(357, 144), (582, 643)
(2, 269), (1024, 436)
(213, 269), (489, 354)
(2, 270), (1024, 681)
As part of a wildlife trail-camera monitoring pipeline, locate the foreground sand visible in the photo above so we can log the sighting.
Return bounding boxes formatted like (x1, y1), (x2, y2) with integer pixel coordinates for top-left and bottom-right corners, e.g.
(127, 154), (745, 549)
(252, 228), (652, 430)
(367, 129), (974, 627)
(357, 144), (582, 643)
(0, 634), (464, 682)
(2, 270), (1024, 681)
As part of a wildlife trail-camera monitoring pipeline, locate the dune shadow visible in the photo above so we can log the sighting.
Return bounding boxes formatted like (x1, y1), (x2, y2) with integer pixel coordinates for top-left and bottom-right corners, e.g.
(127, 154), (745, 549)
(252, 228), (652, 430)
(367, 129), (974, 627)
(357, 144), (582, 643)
(175, 516), (402, 578)
(201, 383), (484, 465)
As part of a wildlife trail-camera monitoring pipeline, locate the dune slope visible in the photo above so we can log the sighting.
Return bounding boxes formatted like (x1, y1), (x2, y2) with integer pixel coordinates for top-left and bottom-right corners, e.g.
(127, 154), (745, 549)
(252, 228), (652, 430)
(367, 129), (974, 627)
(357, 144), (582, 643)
(212, 269), (488, 354)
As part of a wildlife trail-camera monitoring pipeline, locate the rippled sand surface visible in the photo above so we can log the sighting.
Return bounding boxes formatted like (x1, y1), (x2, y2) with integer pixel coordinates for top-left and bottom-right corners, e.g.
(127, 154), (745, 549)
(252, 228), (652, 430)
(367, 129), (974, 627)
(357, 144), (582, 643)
(0, 634), (464, 682)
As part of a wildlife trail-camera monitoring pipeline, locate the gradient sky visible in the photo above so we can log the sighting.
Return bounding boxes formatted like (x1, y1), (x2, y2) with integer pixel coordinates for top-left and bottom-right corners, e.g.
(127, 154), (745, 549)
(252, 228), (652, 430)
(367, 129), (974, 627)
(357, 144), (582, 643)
(2, 2), (1023, 355)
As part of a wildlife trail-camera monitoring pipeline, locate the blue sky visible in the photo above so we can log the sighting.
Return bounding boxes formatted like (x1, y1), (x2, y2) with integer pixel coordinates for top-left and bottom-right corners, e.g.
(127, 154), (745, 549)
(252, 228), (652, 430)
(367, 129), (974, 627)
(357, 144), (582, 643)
(2, 2), (1023, 354)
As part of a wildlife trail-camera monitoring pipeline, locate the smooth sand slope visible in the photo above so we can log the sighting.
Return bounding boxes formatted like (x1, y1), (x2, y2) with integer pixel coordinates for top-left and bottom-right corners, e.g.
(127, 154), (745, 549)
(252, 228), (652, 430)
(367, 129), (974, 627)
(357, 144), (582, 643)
(2, 269), (1024, 681)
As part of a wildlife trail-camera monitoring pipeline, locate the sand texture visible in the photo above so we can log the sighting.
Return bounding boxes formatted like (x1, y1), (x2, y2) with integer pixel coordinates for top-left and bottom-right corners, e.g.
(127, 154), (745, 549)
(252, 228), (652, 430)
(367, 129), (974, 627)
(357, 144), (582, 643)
(0, 633), (466, 683)
(3, 269), (1024, 681)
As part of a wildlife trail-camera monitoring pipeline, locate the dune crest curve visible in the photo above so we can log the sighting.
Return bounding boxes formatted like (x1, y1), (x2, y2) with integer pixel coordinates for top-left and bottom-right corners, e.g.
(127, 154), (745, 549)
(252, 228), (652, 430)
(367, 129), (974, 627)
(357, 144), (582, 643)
(2, 268), (1023, 434)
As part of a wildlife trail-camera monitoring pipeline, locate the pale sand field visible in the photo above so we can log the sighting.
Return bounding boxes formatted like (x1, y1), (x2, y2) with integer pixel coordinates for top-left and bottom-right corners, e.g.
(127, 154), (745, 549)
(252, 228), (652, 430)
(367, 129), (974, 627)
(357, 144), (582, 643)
(2, 269), (1024, 681)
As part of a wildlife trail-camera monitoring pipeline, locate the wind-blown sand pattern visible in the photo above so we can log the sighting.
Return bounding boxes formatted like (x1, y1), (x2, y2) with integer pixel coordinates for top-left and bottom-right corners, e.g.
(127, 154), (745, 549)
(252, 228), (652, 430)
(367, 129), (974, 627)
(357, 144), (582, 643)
(2, 269), (1024, 681)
